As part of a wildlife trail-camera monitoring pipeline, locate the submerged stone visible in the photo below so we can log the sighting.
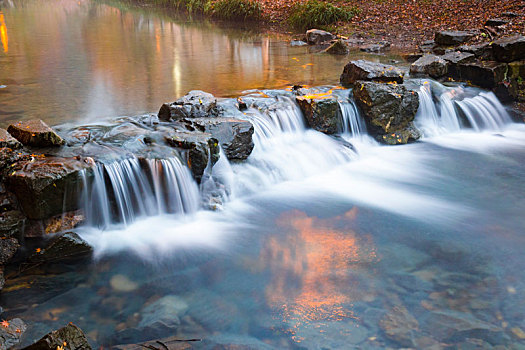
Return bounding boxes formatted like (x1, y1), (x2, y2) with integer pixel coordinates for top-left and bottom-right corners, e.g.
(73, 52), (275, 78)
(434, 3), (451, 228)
(0, 318), (26, 349)
(340, 60), (404, 86)
(379, 305), (420, 347)
(22, 323), (92, 350)
(7, 120), (64, 147)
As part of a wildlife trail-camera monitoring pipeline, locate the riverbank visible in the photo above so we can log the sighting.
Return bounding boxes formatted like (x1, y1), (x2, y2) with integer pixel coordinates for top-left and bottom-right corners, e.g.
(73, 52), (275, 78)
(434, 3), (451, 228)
(125, 0), (524, 49)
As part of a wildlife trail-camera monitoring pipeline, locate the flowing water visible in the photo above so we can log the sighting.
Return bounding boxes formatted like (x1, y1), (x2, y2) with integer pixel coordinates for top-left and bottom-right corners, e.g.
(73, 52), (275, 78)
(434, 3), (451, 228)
(1, 0), (525, 349)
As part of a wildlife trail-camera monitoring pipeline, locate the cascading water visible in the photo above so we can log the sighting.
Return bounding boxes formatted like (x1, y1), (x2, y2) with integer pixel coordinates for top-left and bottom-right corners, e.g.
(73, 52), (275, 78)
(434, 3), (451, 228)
(415, 80), (512, 137)
(338, 100), (367, 138)
(80, 157), (200, 229)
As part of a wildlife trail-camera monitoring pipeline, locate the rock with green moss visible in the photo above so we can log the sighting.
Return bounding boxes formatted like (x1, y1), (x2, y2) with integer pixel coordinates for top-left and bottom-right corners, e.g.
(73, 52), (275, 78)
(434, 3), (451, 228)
(353, 81), (420, 144)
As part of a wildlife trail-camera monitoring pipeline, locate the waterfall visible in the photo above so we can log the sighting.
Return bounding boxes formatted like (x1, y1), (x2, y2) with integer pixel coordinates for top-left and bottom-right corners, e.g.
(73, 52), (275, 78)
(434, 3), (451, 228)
(415, 80), (512, 137)
(338, 100), (367, 138)
(81, 157), (200, 229)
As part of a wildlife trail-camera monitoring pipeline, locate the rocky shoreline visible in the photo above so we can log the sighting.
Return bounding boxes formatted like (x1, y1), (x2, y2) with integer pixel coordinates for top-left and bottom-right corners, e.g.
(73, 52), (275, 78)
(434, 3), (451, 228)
(0, 30), (524, 349)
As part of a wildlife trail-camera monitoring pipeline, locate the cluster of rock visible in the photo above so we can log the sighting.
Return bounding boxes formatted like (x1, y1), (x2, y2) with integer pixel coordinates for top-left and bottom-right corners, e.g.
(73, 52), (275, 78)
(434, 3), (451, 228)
(411, 31), (525, 102)
(340, 60), (421, 145)
(294, 29), (391, 55)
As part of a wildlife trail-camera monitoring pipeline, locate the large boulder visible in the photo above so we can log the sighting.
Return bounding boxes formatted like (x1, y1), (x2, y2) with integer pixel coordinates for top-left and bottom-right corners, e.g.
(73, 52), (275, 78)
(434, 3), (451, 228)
(324, 39), (349, 55)
(181, 117), (254, 160)
(353, 81), (420, 144)
(0, 210), (25, 239)
(340, 60), (404, 86)
(0, 318), (27, 350)
(158, 90), (218, 121)
(306, 29), (335, 45)
(296, 93), (342, 134)
(452, 61), (507, 88)
(7, 120), (64, 147)
(435, 31), (475, 46)
(28, 232), (92, 263)
(0, 128), (21, 149)
(5, 156), (93, 220)
(165, 132), (219, 182)
(22, 323), (92, 350)
(492, 35), (525, 63)
(409, 54), (448, 78)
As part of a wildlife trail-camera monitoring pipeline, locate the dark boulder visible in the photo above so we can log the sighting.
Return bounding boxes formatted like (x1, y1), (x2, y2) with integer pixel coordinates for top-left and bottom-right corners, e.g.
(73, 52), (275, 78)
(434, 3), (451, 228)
(0, 318), (27, 350)
(0, 128), (21, 149)
(0, 210), (26, 239)
(5, 156), (93, 220)
(28, 232), (92, 263)
(360, 41), (391, 52)
(492, 35), (525, 62)
(419, 40), (436, 53)
(0, 147), (24, 174)
(181, 117), (254, 160)
(324, 39), (349, 55)
(7, 120), (64, 147)
(441, 51), (476, 64)
(0, 237), (19, 265)
(22, 323), (92, 350)
(165, 132), (219, 182)
(353, 81), (420, 144)
(509, 60), (525, 101)
(158, 90), (218, 121)
(453, 61), (507, 88)
(435, 31), (475, 46)
(305, 29), (335, 45)
(409, 54), (448, 78)
(296, 93), (342, 134)
(485, 18), (509, 27)
(340, 60), (405, 87)
(458, 43), (494, 61)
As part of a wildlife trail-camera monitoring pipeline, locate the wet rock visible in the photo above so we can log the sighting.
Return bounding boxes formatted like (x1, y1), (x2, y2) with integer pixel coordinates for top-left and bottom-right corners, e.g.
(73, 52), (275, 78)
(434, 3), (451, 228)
(5, 156), (92, 220)
(441, 51), (476, 65)
(136, 295), (188, 338)
(0, 237), (19, 265)
(492, 35), (525, 62)
(453, 61), (507, 88)
(458, 43), (494, 61)
(296, 93), (342, 134)
(0, 147), (24, 174)
(158, 90), (218, 121)
(165, 132), (219, 182)
(419, 40), (436, 53)
(43, 210), (85, 235)
(379, 305), (419, 347)
(410, 54), (448, 78)
(324, 39), (350, 55)
(290, 40), (307, 47)
(423, 310), (504, 344)
(341, 60), (405, 87)
(0, 128), (22, 149)
(435, 31), (475, 46)
(203, 334), (274, 350)
(7, 120), (64, 147)
(353, 81), (420, 144)
(0, 210), (26, 239)
(181, 117), (254, 160)
(28, 231), (92, 263)
(305, 29), (335, 45)
(0, 318), (27, 349)
(360, 41), (391, 52)
(112, 337), (195, 350)
(22, 323), (92, 350)
(485, 18), (509, 27)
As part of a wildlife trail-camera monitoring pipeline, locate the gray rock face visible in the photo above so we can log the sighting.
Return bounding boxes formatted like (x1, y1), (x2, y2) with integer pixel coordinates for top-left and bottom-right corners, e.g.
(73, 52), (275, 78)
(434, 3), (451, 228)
(340, 60), (405, 86)
(0, 128), (22, 149)
(441, 51), (476, 64)
(5, 156), (92, 220)
(28, 232), (92, 263)
(165, 131), (219, 182)
(296, 94), (342, 134)
(409, 54), (448, 78)
(353, 81), (420, 144)
(182, 117), (254, 160)
(0, 318), (27, 350)
(305, 29), (335, 45)
(7, 120), (64, 147)
(458, 42), (494, 60)
(492, 35), (525, 62)
(360, 41), (391, 52)
(452, 61), (507, 88)
(22, 323), (92, 350)
(435, 31), (475, 46)
(324, 39), (349, 55)
(158, 90), (218, 121)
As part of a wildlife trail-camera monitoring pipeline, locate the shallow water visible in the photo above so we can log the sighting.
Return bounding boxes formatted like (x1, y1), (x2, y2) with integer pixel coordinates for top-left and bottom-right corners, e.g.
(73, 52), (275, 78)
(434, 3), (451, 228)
(1, 0), (525, 349)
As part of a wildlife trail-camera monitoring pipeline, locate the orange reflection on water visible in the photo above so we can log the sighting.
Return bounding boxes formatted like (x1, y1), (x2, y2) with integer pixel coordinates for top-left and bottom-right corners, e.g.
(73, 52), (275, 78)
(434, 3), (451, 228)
(0, 12), (8, 53)
(259, 208), (378, 341)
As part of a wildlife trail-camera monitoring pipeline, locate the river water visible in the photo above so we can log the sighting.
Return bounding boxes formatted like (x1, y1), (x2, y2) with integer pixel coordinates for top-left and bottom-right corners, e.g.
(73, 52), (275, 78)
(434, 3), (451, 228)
(1, 0), (525, 349)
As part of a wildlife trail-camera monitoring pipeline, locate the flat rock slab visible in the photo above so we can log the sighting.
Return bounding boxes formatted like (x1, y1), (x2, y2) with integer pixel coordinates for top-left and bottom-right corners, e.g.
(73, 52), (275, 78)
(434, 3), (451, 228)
(340, 60), (405, 86)
(0, 128), (22, 149)
(492, 35), (525, 62)
(485, 18), (509, 27)
(435, 31), (475, 46)
(7, 120), (64, 147)
(22, 323), (92, 350)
